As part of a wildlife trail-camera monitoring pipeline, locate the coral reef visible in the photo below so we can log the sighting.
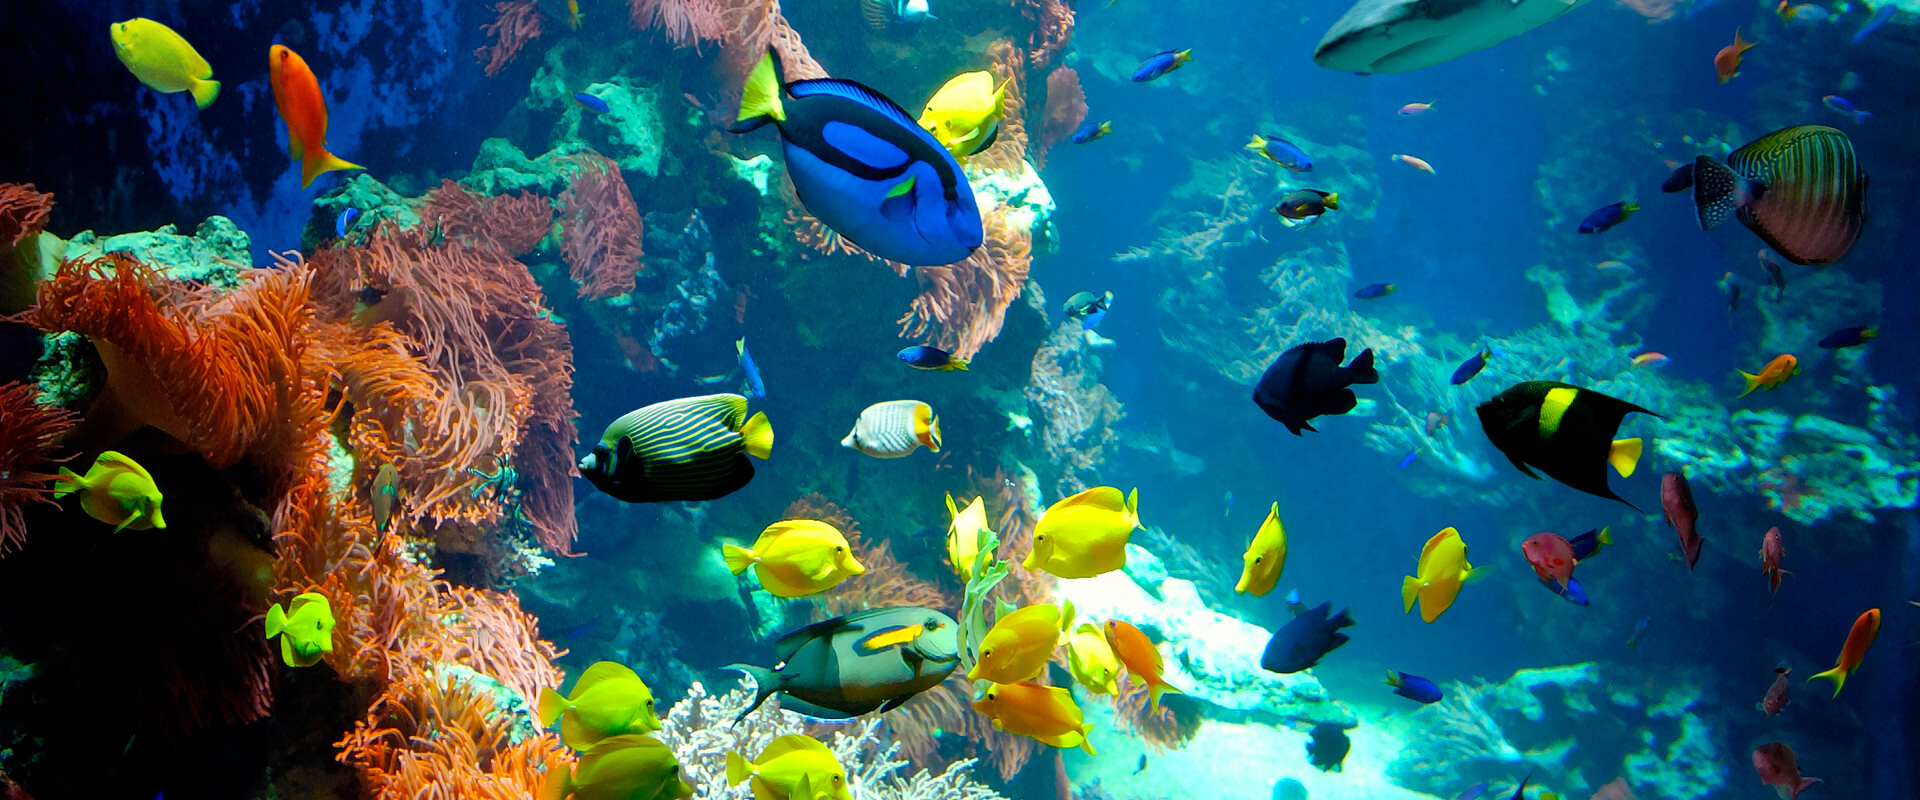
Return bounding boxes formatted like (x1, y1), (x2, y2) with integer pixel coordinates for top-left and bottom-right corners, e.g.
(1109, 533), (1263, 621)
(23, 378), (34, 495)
(559, 153), (647, 300)
(0, 382), (76, 553)
(1026, 310), (1125, 495)
(476, 0), (545, 77)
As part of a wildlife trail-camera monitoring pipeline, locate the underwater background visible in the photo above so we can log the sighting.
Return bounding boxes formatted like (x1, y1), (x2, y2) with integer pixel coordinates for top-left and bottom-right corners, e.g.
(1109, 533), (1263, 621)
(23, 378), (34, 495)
(0, 0), (1916, 798)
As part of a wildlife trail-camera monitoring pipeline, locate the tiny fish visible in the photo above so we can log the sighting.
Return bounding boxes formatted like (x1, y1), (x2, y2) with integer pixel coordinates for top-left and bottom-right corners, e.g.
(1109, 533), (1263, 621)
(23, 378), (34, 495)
(1714, 28), (1755, 84)
(1131, 49), (1192, 83)
(1632, 352), (1670, 368)
(1391, 153), (1435, 174)
(1760, 526), (1788, 594)
(1246, 134), (1314, 172)
(1398, 101), (1436, 116)
(736, 338), (766, 399)
(1822, 95), (1870, 124)
(1134, 755), (1147, 774)
(1072, 120), (1112, 144)
(1818, 325), (1877, 349)
(574, 92), (611, 114)
(1578, 201), (1639, 234)
(1758, 249), (1787, 302)
(1719, 271), (1743, 310)
(1354, 282), (1396, 299)
(1397, 449), (1418, 469)
(897, 345), (969, 371)
(1852, 4), (1895, 43)
(1273, 189), (1338, 221)
(1627, 615), (1651, 648)
(1385, 671), (1443, 703)
(1450, 348), (1490, 385)
(1778, 1), (1830, 22)
(1426, 411), (1448, 435)
(335, 206), (360, 238)
(1762, 665), (1791, 715)
(1595, 259), (1633, 274)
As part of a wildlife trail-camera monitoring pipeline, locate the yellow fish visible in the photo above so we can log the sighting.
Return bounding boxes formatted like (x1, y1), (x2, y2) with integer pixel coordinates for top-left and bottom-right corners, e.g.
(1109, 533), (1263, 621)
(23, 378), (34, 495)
(945, 492), (995, 581)
(971, 681), (1097, 754)
(1024, 486), (1140, 579)
(1235, 502), (1288, 595)
(725, 734), (853, 800)
(968, 602), (1065, 684)
(53, 450), (165, 533)
(1401, 527), (1472, 623)
(723, 519), (866, 598)
(538, 661), (661, 751)
(110, 19), (220, 109)
(539, 734), (692, 800)
(265, 592), (336, 668)
(917, 71), (1008, 159)
(1066, 622), (1120, 695)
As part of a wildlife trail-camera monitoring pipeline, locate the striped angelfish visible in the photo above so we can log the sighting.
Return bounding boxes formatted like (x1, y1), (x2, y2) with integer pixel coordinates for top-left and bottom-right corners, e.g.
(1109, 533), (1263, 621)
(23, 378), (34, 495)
(578, 394), (774, 503)
(841, 400), (942, 458)
(1693, 125), (1868, 265)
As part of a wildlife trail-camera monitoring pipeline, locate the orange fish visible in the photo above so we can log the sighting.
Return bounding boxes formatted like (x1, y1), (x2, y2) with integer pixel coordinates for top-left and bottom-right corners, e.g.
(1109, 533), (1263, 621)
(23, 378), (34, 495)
(1737, 354), (1799, 399)
(1103, 620), (1181, 711)
(1391, 153), (1435, 174)
(269, 44), (363, 188)
(1715, 29), (1755, 84)
(1807, 608), (1879, 696)
(1759, 526), (1788, 594)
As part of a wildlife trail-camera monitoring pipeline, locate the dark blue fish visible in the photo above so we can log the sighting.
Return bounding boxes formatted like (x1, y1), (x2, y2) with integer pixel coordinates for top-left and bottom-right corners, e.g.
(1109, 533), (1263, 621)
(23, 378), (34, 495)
(1386, 671), (1443, 703)
(1578, 201), (1639, 234)
(1131, 49), (1192, 82)
(574, 92), (611, 114)
(1305, 723), (1350, 772)
(736, 338), (766, 399)
(1661, 162), (1695, 193)
(1397, 449), (1418, 469)
(335, 206), (360, 238)
(730, 52), (982, 267)
(1071, 120), (1112, 144)
(1253, 338), (1378, 436)
(1822, 95), (1871, 124)
(1450, 349), (1490, 385)
(1852, 4), (1895, 43)
(1568, 526), (1611, 559)
(1819, 325), (1878, 349)
(1627, 615), (1651, 648)
(1247, 134), (1313, 172)
(1261, 601), (1353, 673)
(1354, 282), (1397, 299)
(1505, 769), (1534, 800)
(1543, 575), (1590, 605)
(1454, 781), (1492, 800)
(896, 345), (969, 371)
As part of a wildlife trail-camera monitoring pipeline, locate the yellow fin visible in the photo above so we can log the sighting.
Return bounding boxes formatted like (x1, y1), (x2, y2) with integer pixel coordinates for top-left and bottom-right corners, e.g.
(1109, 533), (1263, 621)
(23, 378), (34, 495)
(1401, 575), (1421, 614)
(739, 411), (774, 459)
(190, 77), (220, 109)
(1609, 438), (1642, 478)
(1808, 665), (1849, 697)
(723, 543), (756, 575)
(725, 751), (752, 785)
(572, 661), (642, 699)
(537, 687), (569, 728)
(735, 51), (786, 128)
(265, 602), (288, 638)
(301, 148), (363, 189)
(1738, 370), (1762, 398)
(53, 466), (83, 498)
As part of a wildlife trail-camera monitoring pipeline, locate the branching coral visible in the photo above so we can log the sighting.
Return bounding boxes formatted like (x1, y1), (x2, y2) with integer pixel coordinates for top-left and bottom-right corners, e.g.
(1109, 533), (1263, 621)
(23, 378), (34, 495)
(559, 154), (646, 300)
(417, 179), (554, 259)
(630, 0), (729, 47)
(0, 183), (53, 247)
(1035, 67), (1086, 167)
(897, 209), (1032, 360)
(1015, 0), (1075, 69)
(475, 0), (544, 77)
(0, 382), (75, 554)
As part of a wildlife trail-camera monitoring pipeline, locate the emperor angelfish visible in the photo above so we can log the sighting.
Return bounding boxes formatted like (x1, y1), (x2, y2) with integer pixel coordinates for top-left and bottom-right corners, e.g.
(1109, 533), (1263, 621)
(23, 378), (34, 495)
(730, 50), (983, 267)
(1689, 125), (1868, 266)
(728, 607), (960, 723)
(1476, 381), (1661, 510)
(579, 394), (774, 503)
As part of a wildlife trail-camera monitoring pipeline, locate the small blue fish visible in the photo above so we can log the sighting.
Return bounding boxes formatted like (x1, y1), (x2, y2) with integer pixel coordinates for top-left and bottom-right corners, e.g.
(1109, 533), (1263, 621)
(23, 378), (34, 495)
(574, 92), (610, 114)
(1852, 4), (1895, 43)
(335, 206), (360, 238)
(1131, 49), (1192, 83)
(1454, 782), (1492, 800)
(897, 345), (969, 371)
(1627, 615), (1652, 648)
(1505, 770), (1534, 800)
(1246, 134), (1313, 172)
(736, 338), (766, 399)
(1578, 201), (1638, 234)
(1223, 489), (1234, 517)
(1071, 120), (1112, 144)
(1450, 349), (1490, 385)
(1822, 95), (1871, 124)
(1818, 325), (1877, 349)
(1355, 283), (1397, 300)
(1385, 671), (1443, 703)
(1543, 575), (1590, 605)
(1397, 449), (1418, 469)
(1568, 526), (1611, 560)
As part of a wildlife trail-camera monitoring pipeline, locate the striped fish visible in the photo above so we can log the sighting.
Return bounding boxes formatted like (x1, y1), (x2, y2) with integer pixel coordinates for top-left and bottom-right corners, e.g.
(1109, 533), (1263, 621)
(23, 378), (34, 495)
(578, 394), (774, 503)
(841, 400), (941, 458)
(1693, 125), (1868, 265)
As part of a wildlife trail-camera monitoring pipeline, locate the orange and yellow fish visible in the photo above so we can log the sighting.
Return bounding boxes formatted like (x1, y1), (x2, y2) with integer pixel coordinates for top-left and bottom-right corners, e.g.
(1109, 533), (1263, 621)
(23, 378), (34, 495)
(1391, 153), (1435, 174)
(269, 44), (363, 188)
(971, 681), (1096, 753)
(1715, 29), (1755, 84)
(1808, 608), (1879, 697)
(1103, 620), (1181, 712)
(1631, 352), (1670, 368)
(1737, 354), (1799, 399)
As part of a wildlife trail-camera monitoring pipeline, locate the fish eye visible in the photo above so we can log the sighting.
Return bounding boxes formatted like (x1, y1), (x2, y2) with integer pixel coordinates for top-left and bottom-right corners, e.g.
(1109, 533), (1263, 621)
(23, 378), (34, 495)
(1416, 0), (1430, 15)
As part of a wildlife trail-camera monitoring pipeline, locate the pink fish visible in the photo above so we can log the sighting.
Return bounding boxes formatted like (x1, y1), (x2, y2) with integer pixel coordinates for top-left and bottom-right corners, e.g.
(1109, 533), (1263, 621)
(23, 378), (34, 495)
(1398, 101), (1435, 116)
(1760, 526), (1789, 593)
(1521, 532), (1577, 590)
(1391, 153), (1435, 174)
(1426, 411), (1448, 436)
(1761, 665), (1791, 715)
(1662, 472), (1702, 571)
(1752, 743), (1820, 799)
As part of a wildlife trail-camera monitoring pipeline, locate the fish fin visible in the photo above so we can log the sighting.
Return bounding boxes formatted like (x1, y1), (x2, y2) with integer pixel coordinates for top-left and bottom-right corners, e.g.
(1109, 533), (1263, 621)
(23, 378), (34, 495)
(876, 694), (912, 713)
(1609, 438), (1643, 478)
(723, 544), (757, 575)
(725, 664), (782, 724)
(1246, 134), (1266, 150)
(52, 467), (83, 498)
(1738, 370), (1763, 398)
(739, 411), (774, 459)
(1692, 156), (1750, 230)
(1345, 348), (1379, 384)
(1324, 192), (1340, 210)
(730, 50), (787, 133)
(190, 78), (220, 109)
(1623, 201), (1640, 214)
(559, 709), (599, 750)
(1505, 452), (1541, 480)
(725, 751), (752, 785)
(886, 175), (917, 198)
(537, 762), (571, 800)
(300, 148), (364, 189)
(1400, 576), (1421, 614)
(916, 404), (942, 451)
(265, 603), (288, 638)
(1126, 487), (1140, 525)
(536, 687), (569, 728)
(948, 358), (970, 371)
(1807, 665), (1848, 697)
(966, 121), (1000, 156)
(111, 508), (143, 534)
(1863, 327), (1879, 339)
(1080, 736), (1098, 755)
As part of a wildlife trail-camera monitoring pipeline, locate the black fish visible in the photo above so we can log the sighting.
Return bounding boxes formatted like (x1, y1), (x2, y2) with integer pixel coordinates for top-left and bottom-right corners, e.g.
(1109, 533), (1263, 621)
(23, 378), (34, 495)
(1305, 723), (1351, 773)
(1818, 325), (1877, 349)
(1692, 125), (1869, 265)
(729, 607), (960, 722)
(578, 394), (774, 503)
(1253, 338), (1378, 435)
(1661, 162), (1695, 193)
(1262, 601), (1354, 674)
(1476, 381), (1661, 510)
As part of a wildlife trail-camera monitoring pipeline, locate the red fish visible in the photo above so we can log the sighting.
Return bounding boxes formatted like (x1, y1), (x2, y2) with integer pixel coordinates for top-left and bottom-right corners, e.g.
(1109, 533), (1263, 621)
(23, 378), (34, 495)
(1715, 28), (1755, 84)
(1752, 743), (1820, 799)
(1759, 526), (1787, 593)
(1761, 665), (1790, 715)
(1808, 607), (1881, 696)
(1521, 533), (1576, 590)
(1661, 472), (1702, 571)
(269, 45), (363, 188)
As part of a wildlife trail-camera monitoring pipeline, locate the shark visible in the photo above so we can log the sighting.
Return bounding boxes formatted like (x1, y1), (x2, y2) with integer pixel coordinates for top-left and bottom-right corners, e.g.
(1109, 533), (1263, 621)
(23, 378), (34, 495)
(1313, 0), (1594, 74)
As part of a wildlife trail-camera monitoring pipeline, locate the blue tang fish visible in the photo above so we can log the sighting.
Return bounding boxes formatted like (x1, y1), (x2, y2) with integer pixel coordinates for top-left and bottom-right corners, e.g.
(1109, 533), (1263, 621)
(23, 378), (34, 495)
(1578, 201), (1638, 234)
(1543, 574), (1590, 605)
(1132, 49), (1192, 83)
(736, 338), (766, 399)
(1261, 600), (1353, 673)
(1385, 671), (1442, 703)
(731, 51), (982, 267)
(897, 345), (968, 371)
(335, 206), (359, 238)
(574, 92), (611, 114)
(1072, 120), (1111, 144)
(1450, 348), (1490, 385)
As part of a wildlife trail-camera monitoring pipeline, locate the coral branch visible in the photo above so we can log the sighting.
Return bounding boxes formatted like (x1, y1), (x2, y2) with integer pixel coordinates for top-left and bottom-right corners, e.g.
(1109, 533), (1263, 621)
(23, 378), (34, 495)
(475, 0), (544, 77)
(630, 0), (728, 47)
(418, 179), (554, 259)
(0, 183), (54, 246)
(897, 210), (1032, 360)
(0, 382), (76, 555)
(559, 154), (646, 300)
(1036, 67), (1087, 167)
(1016, 0), (1075, 69)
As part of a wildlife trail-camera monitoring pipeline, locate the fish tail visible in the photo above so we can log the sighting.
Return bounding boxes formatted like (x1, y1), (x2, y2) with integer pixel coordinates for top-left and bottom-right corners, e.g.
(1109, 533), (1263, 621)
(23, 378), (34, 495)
(536, 687), (569, 729)
(1623, 201), (1640, 214)
(1174, 49), (1193, 64)
(1692, 156), (1750, 231)
(725, 751), (753, 785)
(1126, 487), (1140, 527)
(722, 544), (757, 575)
(1608, 438), (1643, 478)
(1807, 665), (1848, 697)
(739, 411), (774, 459)
(301, 147), (364, 189)
(730, 50), (787, 133)
(1863, 327), (1879, 340)
(945, 357), (971, 371)
(1599, 527), (1613, 546)
(1738, 370), (1763, 398)
(1345, 348), (1379, 384)
(1147, 677), (1179, 712)
(536, 757), (572, 800)
(190, 78), (221, 110)
(726, 664), (780, 723)
(1097, 121), (1112, 135)
(1324, 192), (1340, 210)
(1400, 576), (1422, 614)
(1246, 134), (1266, 150)
(52, 467), (83, 498)
(265, 603), (288, 638)
(916, 404), (942, 451)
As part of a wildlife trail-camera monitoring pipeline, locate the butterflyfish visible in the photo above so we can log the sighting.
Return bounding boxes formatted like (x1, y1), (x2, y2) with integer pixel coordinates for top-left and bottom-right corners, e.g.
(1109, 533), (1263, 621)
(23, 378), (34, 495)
(841, 400), (941, 458)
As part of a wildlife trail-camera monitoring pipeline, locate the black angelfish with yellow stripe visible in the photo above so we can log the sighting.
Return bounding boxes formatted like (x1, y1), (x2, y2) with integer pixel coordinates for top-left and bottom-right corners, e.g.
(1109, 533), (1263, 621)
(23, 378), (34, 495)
(1685, 125), (1868, 265)
(579, 394), (774, 503)
(1476, 381), (1661, 510)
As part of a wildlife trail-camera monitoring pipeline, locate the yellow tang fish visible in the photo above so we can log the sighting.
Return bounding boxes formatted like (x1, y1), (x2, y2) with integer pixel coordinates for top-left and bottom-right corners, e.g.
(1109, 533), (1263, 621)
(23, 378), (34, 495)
(971, 681), (1097, 754)
(539, 734), (692, 800)
(53, 450), (165, 533)
(841, 400), (941, 458)
(538, 661), (661, 751)
(723, 519), (866, 598)
(1401, 527), (1472, 623)
(265, 592), (336, 668)
(1066, 622), (1120, 695)
(1235, 501), (1288, 596)
(1024, 486), (1140, 579)
(968, 602), (1065, 684)
(945, 492), (995, 581)
(110, 19), (220, 109)
(725, 734), (853, 800)
(917, 71), (1008, 159)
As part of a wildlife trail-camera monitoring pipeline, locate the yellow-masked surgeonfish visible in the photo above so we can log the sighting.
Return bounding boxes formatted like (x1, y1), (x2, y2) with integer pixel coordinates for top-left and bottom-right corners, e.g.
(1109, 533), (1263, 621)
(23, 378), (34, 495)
(730, 51), (983, 267)
(1685, 125), (1868, 265)
(538, 734), (692, 800)
(53, 451), (165, 533)
(578, 394), (773, 503)
(727, 606), (959, 723)
(1476, 381), (1661, 510)
(537, 661), (661, 751)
